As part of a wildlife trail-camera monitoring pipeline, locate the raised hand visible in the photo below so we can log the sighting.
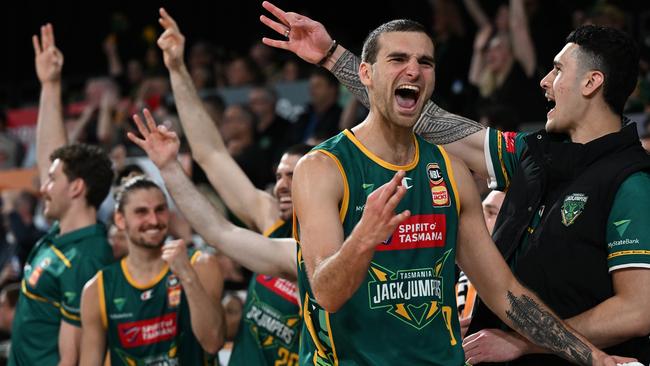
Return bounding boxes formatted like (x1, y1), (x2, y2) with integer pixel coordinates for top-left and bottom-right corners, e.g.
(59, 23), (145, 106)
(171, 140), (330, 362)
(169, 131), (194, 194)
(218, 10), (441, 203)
(157, 8), (186, 71)
(127, 108), (180, 169)
(33, 23), (64, 84)
(351, 171), (411, 250)
(161, 239), (192, 279)
(260, 1), (333, 64)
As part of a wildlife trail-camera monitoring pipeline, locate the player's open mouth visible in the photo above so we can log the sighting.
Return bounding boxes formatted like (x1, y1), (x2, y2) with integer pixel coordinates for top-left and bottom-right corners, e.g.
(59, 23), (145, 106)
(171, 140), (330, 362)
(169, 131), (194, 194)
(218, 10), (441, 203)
(545, 93), (556, 117)
(395, 84), (420, 112)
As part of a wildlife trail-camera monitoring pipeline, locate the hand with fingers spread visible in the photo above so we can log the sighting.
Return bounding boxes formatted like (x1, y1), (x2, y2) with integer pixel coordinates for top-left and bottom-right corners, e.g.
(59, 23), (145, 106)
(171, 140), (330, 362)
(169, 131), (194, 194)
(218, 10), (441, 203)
(33, 23), (64, 84)
(157, 7), (186, 71)
(162, 239), (193, 280)
(127, 108), (180, 169)
(350, 170), (411, 251)
(260, 1), (333, 64)
(462, 328), (527, 364)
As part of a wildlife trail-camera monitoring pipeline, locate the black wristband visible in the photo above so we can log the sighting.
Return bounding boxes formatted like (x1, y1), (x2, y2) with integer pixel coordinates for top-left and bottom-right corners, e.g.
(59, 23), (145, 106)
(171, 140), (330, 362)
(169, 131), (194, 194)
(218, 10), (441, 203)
(317, 40), (338, 67)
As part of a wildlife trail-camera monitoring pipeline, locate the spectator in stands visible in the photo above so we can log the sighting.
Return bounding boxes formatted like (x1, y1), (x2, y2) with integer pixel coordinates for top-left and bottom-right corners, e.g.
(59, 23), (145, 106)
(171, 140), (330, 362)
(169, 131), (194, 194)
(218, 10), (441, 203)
(250, 40), (280, 82)
(641, 117), (650, 153)
(0, 110), (24, 170)
(1, 190), (44, 269)
(467, 0), (546, 127)
(225, 56), (264, 87)
(9, 24), (115, 365)
(248, 86), (293, 165)
(293, 68), (342, 143)
(222, 104), (274, 188)
(0, 282), (19, 365)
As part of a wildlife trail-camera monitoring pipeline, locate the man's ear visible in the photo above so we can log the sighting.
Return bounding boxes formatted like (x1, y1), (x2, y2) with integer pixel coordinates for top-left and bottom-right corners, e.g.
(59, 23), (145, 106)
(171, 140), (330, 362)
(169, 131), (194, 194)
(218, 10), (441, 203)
(359, 61), (372, 87)
(582, 70), (604, 98)
(114, 211), (126, 231)
(69, 178), (86, 200)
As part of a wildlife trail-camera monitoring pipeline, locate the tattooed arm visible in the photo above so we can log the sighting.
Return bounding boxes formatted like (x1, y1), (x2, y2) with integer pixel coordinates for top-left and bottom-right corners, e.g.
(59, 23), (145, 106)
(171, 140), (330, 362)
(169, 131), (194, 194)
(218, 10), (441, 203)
(451, 156), (617, 366)
(260, 2), (490, 177)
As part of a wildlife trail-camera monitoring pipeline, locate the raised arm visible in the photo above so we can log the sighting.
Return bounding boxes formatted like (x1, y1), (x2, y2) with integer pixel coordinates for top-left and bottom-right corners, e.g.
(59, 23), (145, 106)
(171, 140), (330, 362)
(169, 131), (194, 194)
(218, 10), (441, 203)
(260, 2), (489, 177)
(292, 153), (409, 312)
(128, 110), (297, 280)
(461, 0), (491, 29)
(509, 0), (536, 77)
(452, 156), (625, 366)
(79, 275), (107, 366)
(157, 8), (278, 232)
(162, 240), (225, 355)
(33, 24), (66, 184)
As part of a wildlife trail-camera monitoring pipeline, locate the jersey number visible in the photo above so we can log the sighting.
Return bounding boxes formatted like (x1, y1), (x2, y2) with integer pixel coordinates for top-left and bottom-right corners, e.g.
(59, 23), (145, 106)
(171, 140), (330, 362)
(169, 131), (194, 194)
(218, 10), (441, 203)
(275, 347), (299, 366)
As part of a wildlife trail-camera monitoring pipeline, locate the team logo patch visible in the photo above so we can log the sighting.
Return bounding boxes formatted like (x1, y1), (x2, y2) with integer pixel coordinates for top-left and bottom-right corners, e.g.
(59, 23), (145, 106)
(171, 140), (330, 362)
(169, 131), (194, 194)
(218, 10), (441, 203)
(561, 193), (588, 227)
(166, 274), (182, 308)
(367, 249), (457, 343)
(502, 131), (517, 153)
(426, 163), (450, 207)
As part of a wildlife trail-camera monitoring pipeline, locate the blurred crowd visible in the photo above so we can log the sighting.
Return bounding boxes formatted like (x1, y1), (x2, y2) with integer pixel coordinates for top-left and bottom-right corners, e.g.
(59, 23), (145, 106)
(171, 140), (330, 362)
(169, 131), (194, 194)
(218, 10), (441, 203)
(0, 0), (650, 362)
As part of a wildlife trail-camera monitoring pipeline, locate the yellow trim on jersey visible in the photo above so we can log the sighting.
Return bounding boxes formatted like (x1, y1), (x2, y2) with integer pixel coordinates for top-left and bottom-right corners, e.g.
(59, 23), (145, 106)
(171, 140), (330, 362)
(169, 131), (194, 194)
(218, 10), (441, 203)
(263, 219), (285, 237)
(120, 258), (169, 290)
(324, 309), (339, 365)
(439, 146), (461, 215)
(496, 131), (510, 189)
(608, 250), (650, 260)
(49, 245), (72, 268)
(21, 280), (60, 307)
(292, 211), (299, 243)
(343, 129), (419, 171)
(60, 306), (81, 321)
(303, 295), (339, 366)
(98, 271), (108, 329)
(190, 250), (202, 265)
(313, 150), (349, 223)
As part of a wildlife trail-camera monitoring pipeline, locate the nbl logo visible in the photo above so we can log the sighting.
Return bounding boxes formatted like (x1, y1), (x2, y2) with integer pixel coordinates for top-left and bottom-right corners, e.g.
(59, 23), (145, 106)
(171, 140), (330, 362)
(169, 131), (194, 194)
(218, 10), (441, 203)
(426, 163), (450, 208)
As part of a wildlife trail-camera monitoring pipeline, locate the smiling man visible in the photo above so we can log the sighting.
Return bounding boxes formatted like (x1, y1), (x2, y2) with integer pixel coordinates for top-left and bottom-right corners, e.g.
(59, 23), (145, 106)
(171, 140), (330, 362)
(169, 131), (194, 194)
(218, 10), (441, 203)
(80, 176), (225, 365)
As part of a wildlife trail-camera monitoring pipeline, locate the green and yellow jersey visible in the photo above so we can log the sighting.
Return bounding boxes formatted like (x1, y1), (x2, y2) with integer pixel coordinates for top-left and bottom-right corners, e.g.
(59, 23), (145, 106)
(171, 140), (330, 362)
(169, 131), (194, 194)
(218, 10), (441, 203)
(99, 252), (218, 365)
(10, 222), (114, 366)
(485, 127), (650, 271)
(228, 220), (301, 366)
(297, 130), (465, 365)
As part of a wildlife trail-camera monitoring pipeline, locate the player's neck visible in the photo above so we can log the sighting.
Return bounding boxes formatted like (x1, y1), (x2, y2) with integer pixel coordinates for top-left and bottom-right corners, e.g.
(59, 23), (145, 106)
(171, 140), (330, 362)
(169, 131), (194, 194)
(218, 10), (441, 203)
(568, 105), (622, 144)
(57, 203), (96, 235)
(124, 246), (167, 285)
(352, 116), (416, 166)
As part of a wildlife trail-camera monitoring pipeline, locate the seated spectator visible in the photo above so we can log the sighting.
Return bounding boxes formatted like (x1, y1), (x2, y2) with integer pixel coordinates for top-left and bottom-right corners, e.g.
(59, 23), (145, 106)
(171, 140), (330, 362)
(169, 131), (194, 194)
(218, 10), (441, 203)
(293, 68), (342, 143)
(248, 86), (293, 165)
(225, 56), (264, 87)
(221, 104), (274, 188)
(0, 282), (19, 365)
(0, 110), (24, 170)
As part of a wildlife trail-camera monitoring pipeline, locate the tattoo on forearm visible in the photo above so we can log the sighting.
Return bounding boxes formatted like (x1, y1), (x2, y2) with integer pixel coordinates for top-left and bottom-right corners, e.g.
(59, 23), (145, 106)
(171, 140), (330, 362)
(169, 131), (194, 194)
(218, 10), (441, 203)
(331, 50), (370, 109)
(331, 49), (484, 144)
(505, 291), (592, 365)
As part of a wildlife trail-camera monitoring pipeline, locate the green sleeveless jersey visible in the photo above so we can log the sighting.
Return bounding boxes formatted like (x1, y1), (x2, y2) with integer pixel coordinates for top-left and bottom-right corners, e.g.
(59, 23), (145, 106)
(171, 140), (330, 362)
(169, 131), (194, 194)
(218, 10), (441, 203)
(297, 130), (464, 366)
(229, 220), (301, 366)
(99, 252), (218, 365)
(10, 222), (113, 366)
